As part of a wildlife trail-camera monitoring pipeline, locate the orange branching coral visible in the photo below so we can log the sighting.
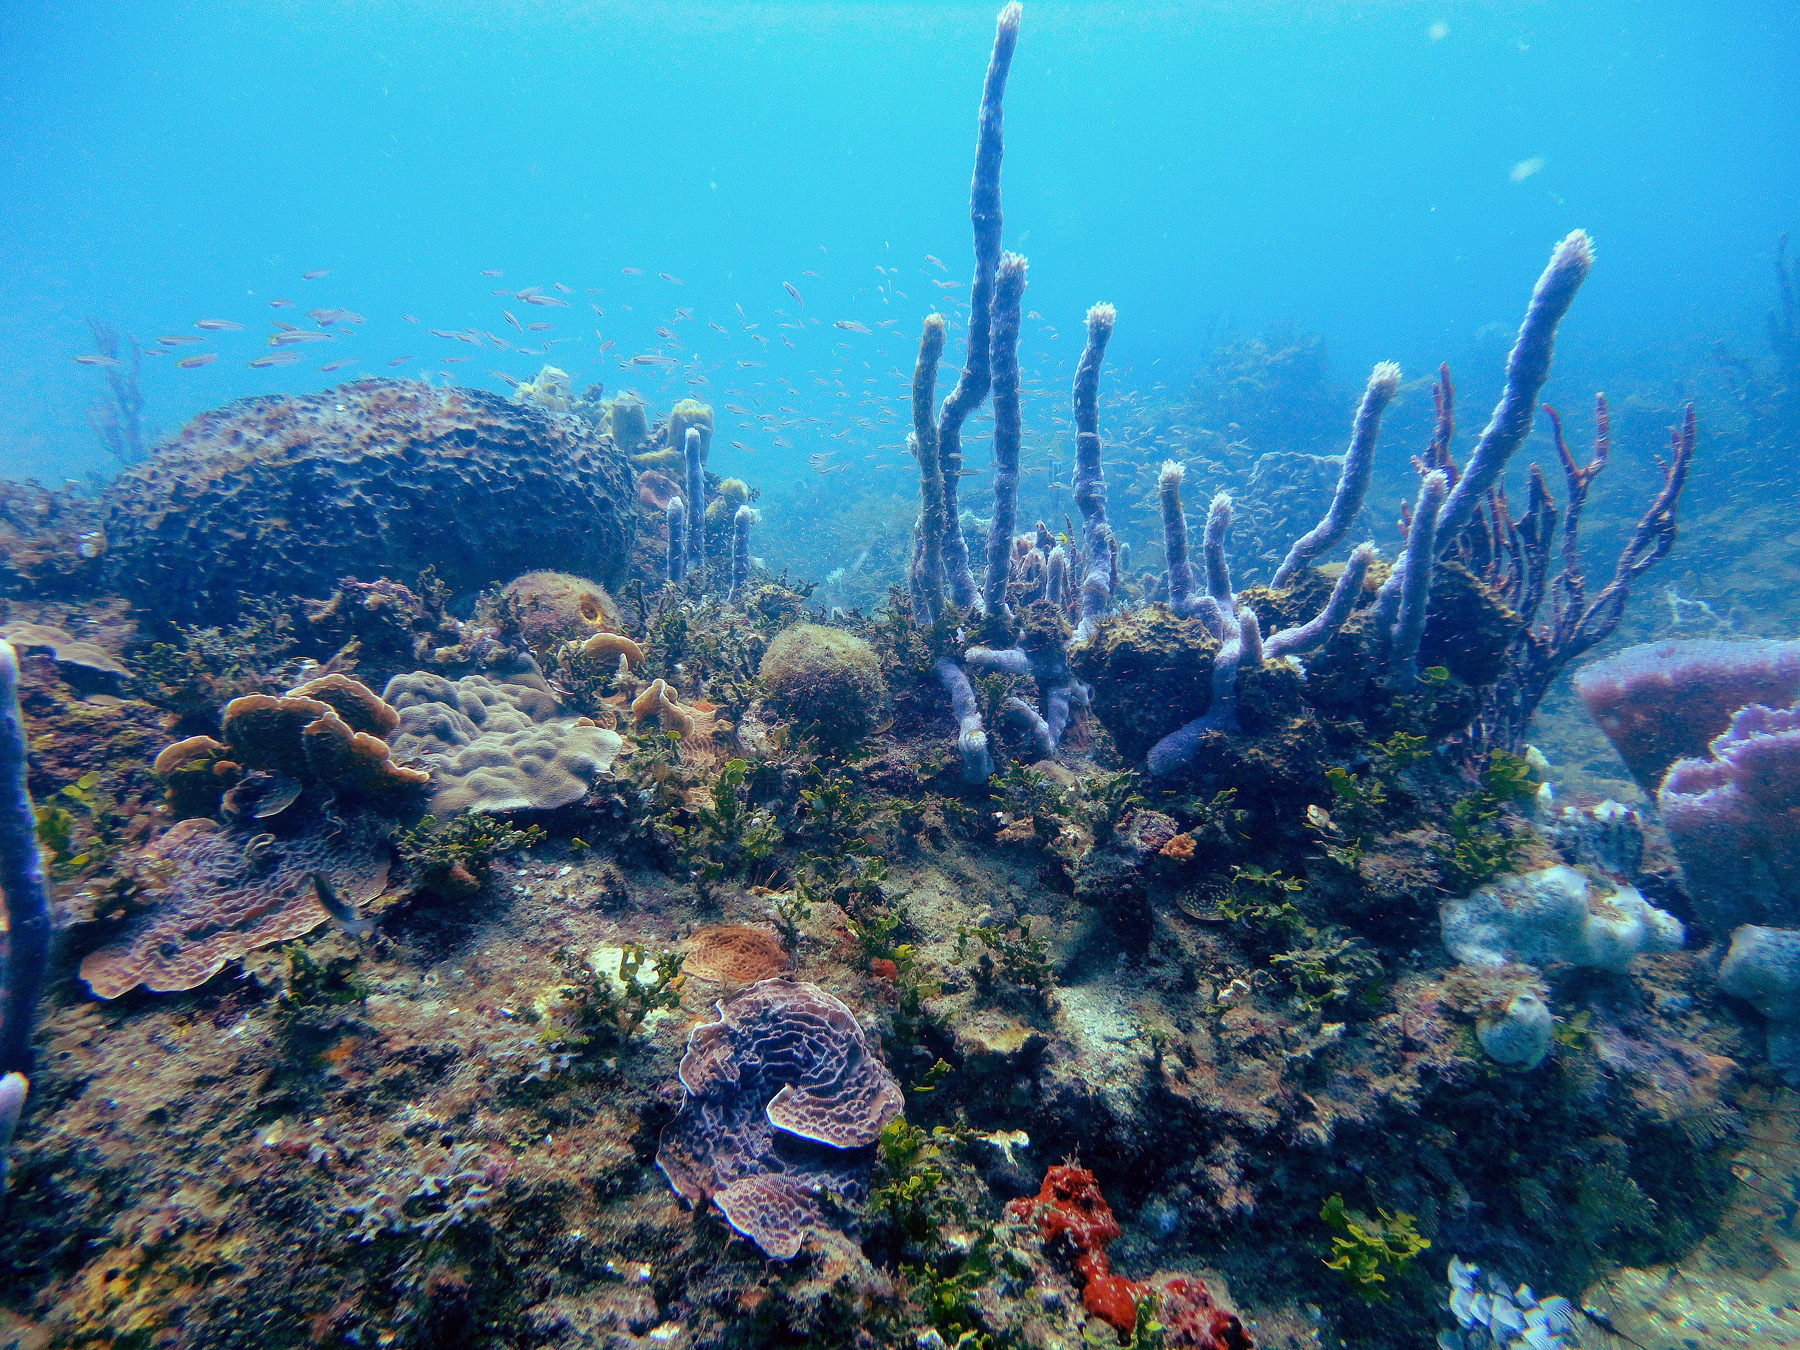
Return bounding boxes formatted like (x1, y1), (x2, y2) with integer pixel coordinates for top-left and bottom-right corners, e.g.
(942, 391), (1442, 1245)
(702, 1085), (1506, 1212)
(1158, 832), (1196, 862)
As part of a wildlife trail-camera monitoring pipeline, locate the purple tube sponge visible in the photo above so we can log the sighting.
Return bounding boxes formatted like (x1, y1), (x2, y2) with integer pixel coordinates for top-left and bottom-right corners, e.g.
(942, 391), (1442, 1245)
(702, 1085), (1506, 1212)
(1660, 702), (1800, 934)
(1238, 607), (1264, 668)
(683, 426), (706, 571)
(1047, 544), (1069, 611)
(983, 253), (1028, 617)
(1203, 492), (1234, 609)
(0, 643), (50, 1081)
(666, 496), (687, 585)
(935, 658), (992, 783)
(937, 3), (1023, 613)
(1159, 460), (1195, 610)
(1265, 543), (1374, 661)
(909, 314), (948, 623)
(1272, 362), (1399, 588)
(1379, 230), (1593, 615)
(1007, 696), (1054, 759)
(1390, 471), (1447, 674)
(729, 505), (752, 603)
(1147, 617), (1246, 776)
(1072, 302), (1117, 640)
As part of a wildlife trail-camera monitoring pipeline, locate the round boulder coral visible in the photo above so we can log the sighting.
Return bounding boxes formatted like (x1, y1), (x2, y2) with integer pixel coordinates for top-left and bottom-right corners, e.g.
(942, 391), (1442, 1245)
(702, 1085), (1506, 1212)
(102, 379), (636, 624)
(497, 571), (622, 648)
(758, 624), (884, 746)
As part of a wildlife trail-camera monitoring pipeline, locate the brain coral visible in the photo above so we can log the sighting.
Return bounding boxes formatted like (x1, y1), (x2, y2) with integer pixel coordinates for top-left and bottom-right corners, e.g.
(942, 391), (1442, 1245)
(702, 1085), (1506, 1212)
(497, 571), (622, 648)
(383, 671), (623, 814)
(683, 925), (792, 986)
(656, 978), (903, 1259)
(102, 379), (636, 625)
(758, 624), (885, 747)
(80, 810), (390, 999)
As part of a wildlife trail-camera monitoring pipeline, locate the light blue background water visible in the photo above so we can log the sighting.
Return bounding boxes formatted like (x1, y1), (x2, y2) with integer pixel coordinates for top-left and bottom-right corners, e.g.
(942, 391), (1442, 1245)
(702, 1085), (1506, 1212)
(2, 0), (1795, 495)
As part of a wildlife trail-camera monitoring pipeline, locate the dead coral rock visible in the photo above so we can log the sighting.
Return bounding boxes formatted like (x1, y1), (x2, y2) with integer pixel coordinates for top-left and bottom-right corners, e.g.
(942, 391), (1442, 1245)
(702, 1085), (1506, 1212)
(683, 926), (792, 987)
(303, 577), (444, 687)
(79, 811), (390, 998)
(1069, 606), (1219, 764)
(384, 671), (623, 814)
(1418, 560), (1523, 687)
(1074, 808), (1180, 911)
(102, 379), (636, 625)
(759, 624), (885, 748)
(656, 978), (903, 1260)
(497, 571), (622, 648)
(1158, 1275), (1254, 1350)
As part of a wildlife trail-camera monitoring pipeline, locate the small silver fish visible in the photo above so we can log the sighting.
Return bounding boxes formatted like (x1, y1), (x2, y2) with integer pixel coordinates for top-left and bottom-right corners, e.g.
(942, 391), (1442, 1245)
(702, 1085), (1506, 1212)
(312, 873), (373, 938)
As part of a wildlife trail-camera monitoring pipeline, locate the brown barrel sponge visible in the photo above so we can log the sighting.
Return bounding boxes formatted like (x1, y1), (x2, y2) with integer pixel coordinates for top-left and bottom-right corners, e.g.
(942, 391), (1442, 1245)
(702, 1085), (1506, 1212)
(758, 624), (884, 747)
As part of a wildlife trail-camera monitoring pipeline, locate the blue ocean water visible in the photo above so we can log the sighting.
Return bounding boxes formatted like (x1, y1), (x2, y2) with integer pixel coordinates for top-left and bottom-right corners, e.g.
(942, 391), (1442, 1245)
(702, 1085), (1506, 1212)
(2, 0), (1795, 520)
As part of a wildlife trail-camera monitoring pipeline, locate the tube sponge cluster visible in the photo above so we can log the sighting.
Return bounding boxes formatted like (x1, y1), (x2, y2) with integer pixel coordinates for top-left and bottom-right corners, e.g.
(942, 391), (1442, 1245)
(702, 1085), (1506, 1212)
(935, 1), (1022, 614)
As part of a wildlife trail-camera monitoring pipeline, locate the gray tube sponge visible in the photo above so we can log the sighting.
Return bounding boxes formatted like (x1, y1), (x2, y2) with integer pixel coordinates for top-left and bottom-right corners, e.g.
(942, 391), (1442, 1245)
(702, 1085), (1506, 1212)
(1272, 361), (1400, 588)
(1390, 471), (1447, 674)
(983, 253), (1028, 616)
(1006, 696), (1053, 759)
(667, 497), (687, 585)
(683, 427), (706, 569)
(1379, 231), (1593, 613)
(1265, 543), (1375, 661)
(729, 505), (752, 602)
(1072, 303), (1117, 640)
(0, 642), (51, 1080)
(910, 314), (948, 623)
(1203, 492), (1234, 609)
(1159, 460), (1195, 610)
(935, 658), (992, 783)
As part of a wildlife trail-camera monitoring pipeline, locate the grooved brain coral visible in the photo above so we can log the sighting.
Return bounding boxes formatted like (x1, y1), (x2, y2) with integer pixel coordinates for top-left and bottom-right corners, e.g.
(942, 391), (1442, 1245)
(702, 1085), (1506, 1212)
(383, 671), (623, 815)
(656, 978), (903, 1260)
(79, 811), (390, 999)
(682, 925), (792, 986)
(101, 379), (636, 625)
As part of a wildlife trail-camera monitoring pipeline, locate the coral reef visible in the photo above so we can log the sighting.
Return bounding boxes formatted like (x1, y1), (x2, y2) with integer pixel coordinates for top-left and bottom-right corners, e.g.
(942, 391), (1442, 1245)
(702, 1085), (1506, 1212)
(655, 979), (903, 1259)
(103, 379), (636, 623)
